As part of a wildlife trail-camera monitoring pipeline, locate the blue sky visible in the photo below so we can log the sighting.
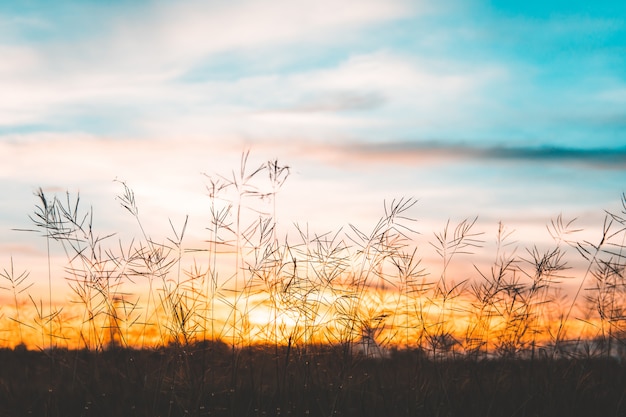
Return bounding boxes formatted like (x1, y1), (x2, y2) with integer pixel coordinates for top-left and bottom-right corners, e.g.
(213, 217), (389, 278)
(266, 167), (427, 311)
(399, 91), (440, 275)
(2, 0), (625, 146)
(1, 0), (625, 292)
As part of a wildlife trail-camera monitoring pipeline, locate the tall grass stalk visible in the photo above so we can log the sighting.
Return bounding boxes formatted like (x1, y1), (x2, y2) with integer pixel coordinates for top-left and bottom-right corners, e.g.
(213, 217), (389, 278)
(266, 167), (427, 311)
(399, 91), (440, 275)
(0, 258), (33, 346)
(29, 189), (58, 349)
(552, 215), (611, 355)
(466, 221), (517, 357)
(7, 154), (626, 363)
(428, 217), (483, 357)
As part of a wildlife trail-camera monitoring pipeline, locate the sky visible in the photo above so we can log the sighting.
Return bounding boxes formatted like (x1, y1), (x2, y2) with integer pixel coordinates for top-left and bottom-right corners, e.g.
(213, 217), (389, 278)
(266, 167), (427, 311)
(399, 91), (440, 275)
(1, 0), (626, 301)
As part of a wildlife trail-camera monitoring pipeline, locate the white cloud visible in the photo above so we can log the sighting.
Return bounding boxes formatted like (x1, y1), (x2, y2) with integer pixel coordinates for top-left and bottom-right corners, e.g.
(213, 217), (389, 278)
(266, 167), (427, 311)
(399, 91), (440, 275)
(5, 0), (415, 80)
(1, 39), (502, 141)
(204, 52), (504, 140)
(106, 0), (414, 69)
(0, 0), (419, 130)
(0, 45), (40, 75)
(1, 0), (622, 148)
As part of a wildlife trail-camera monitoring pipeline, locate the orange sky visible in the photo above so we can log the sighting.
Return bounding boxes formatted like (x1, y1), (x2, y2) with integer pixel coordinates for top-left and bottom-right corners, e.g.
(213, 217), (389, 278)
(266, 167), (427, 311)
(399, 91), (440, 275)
(1, 0), (626, 353)
(1, 186), (622, 353)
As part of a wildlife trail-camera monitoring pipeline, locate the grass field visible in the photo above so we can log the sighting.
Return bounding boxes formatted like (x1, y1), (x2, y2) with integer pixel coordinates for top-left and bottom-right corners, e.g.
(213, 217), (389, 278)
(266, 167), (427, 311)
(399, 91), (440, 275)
(1, 343), (625, 417)
(2, 153), (626, 416)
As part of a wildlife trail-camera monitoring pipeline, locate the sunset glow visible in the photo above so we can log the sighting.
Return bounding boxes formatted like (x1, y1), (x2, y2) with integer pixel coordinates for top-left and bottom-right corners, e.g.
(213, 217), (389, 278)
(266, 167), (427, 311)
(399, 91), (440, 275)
(3, 4), (626, 417)
(1, 0), (626, 357)
(1, 179), (625, 356)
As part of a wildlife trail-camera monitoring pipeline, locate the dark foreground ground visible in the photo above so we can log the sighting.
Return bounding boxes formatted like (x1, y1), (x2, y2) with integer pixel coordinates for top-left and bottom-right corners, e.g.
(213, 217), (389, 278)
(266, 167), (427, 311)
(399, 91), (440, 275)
(0, 343), (624, 417)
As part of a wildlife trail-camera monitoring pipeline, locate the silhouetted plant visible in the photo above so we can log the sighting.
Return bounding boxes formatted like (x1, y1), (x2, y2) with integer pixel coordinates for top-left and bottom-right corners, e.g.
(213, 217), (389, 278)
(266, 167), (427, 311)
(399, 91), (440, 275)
(5, 152), (626, 362)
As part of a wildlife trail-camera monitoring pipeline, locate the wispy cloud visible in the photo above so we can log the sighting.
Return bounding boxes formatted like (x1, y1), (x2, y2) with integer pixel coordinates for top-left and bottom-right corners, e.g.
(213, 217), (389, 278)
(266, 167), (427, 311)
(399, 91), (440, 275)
(1, 1), (625, 226)
(339, 141), (626, 169)
(2, 0), (625, 149)
(268, 91), (386, 114)
(0, 2), (432, 145)
(113, 0), (414, 66)
(4, 0), (417, 75)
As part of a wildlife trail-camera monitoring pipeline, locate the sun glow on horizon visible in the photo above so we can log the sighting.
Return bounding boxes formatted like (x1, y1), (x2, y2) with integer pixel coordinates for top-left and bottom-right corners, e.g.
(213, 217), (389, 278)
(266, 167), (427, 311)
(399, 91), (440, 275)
(0, 280), (613, 355)
(1, 171), (625, 358)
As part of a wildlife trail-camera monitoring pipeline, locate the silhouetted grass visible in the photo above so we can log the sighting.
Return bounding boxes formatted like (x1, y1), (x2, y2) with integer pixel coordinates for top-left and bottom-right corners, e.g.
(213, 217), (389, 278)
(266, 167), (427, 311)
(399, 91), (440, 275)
(2, 152), (626, 416)
(0, 344), (625, 417)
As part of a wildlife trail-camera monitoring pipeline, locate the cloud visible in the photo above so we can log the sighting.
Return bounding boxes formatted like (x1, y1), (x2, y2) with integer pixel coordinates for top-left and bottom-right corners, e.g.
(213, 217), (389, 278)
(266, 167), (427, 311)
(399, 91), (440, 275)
(144, 0), (412, 58)
(224, 51), (502, 140)
(0, 0), (422, 135)
(49, 49), (495, 142)
(4, 0), (415, 77)
(1, 0), (625, 149)
(327, 141), (626, 170)
(272, 91), (386, 113)
(0, 45), (40, 75)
